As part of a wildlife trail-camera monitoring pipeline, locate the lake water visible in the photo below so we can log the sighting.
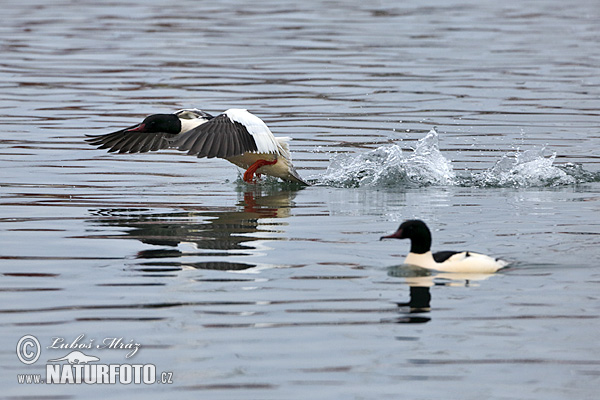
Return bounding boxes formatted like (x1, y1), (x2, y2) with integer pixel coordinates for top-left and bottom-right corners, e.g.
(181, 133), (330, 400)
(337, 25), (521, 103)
(1, 0), (599, 399)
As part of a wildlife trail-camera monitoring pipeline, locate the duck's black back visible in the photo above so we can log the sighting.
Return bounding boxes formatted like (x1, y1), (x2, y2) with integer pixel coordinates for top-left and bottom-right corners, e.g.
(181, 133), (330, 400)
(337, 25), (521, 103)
(432, 250), (462, 263)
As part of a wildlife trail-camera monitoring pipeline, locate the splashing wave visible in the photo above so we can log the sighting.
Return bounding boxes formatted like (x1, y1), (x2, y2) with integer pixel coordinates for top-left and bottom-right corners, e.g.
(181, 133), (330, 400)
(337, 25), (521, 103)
(318, 129), (455, 188)
(315, 129), (599, 188)
(467, 149), (577, 188)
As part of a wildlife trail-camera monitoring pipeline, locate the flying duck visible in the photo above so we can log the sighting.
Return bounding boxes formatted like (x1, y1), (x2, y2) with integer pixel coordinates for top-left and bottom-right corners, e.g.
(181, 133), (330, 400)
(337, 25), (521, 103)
(380, 219), (509, 273)
(85, 108), (309, 185)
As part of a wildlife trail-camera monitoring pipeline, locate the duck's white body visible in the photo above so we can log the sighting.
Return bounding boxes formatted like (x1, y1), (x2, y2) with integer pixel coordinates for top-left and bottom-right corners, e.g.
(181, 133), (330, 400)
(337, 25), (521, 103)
(405, 251), (508, 273)
(226, 137), (299, 183)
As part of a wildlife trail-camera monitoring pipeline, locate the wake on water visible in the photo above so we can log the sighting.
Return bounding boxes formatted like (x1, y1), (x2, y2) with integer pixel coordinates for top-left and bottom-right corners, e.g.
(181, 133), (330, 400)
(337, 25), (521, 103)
(315, 129), (599, 188)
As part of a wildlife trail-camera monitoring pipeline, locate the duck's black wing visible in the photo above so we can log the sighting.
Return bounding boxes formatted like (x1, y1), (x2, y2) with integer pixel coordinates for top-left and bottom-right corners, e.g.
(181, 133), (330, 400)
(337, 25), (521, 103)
(85, 109), (214, 154)
(85, 125), (179, 154)
(432, 251), (465, 263)
(171, 113), (261, 159)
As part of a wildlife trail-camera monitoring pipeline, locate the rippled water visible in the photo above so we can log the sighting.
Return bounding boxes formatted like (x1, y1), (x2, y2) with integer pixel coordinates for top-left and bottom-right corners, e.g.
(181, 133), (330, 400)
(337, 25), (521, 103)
(2, 0), (600, 399)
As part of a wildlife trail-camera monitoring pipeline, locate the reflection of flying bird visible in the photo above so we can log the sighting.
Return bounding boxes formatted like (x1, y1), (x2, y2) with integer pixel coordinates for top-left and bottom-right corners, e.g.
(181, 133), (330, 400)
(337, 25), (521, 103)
(88, 189), (297, 270)
(381, 219), (509, 273)
(86, 108), (309, 185)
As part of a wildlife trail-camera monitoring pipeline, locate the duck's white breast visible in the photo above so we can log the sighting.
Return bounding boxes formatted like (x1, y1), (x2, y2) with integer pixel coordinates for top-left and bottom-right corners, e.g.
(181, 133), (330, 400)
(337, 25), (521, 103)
(179, 117), (208, 133)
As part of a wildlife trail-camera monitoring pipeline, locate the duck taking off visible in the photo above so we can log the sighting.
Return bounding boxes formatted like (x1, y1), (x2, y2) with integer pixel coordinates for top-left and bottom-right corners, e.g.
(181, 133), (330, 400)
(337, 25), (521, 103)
(380, 219), (509, 273)
(85, 109), (309, 185)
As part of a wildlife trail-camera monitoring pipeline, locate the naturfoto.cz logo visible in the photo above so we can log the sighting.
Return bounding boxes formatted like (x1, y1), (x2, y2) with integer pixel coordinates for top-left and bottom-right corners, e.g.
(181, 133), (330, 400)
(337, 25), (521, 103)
(16, 334), (173, 385)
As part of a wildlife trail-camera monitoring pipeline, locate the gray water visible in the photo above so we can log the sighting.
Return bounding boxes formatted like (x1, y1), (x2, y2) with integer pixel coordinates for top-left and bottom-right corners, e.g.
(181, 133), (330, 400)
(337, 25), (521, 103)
(1, 0), (600, 399)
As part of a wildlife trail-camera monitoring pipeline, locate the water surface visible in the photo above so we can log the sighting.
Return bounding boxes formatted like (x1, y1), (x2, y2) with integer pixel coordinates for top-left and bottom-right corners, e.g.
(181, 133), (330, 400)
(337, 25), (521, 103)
(1, 0), (599, 399)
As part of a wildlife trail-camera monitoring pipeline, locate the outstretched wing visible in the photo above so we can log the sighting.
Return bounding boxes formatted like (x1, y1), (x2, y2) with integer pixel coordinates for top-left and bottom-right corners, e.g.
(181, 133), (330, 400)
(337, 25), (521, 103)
(172, 109), (279, 159)
(85, 126), (179, 154)
(85, 109), (213, 154)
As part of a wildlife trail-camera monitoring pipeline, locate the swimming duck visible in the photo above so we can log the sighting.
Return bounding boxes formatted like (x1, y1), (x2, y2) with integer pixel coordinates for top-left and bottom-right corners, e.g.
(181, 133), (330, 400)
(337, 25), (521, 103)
(380, 219), (509, 273)
(86, 108), (309, 185)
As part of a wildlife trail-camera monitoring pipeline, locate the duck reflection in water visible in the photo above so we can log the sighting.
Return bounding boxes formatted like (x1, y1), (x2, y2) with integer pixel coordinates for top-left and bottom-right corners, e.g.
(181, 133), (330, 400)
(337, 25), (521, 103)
(388, 264), (499, 323)
(87, 187), (300, 271)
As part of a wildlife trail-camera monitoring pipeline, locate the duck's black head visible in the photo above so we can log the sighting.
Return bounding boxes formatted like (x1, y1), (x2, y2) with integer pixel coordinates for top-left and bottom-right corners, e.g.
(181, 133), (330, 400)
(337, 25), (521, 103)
(380, 219), (432, 254)
(126, 114), (181, 134)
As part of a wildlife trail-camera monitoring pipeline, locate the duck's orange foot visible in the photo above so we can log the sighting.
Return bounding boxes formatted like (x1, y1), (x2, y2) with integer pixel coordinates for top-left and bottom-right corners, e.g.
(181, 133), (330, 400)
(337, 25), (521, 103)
(243, 159), (277, 183)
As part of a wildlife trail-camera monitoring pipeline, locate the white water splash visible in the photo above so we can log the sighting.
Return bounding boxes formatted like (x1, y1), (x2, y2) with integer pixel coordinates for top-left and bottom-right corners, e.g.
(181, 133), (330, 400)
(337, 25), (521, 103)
(315, 129), (598, 189)
(318, 128), (455, 187)
(469, 148), (575, 187)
